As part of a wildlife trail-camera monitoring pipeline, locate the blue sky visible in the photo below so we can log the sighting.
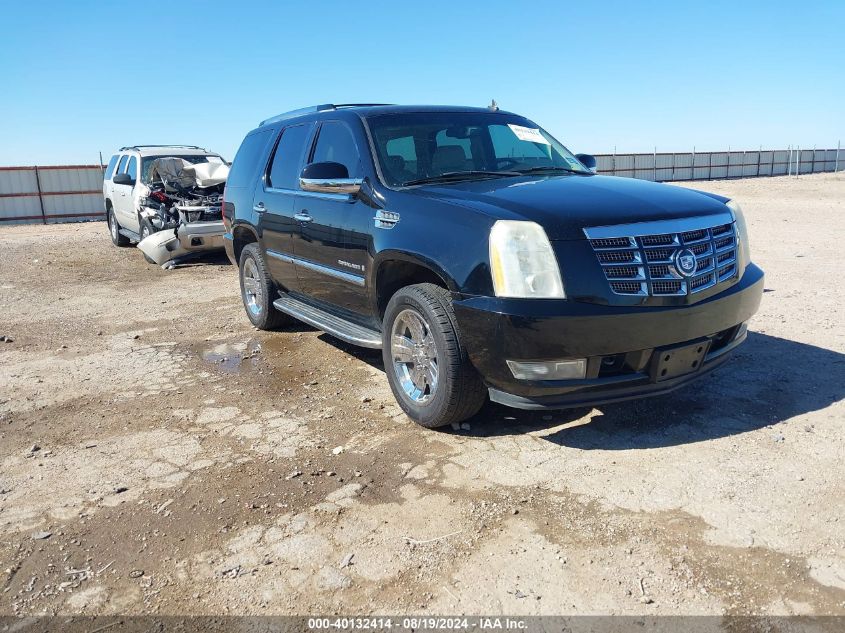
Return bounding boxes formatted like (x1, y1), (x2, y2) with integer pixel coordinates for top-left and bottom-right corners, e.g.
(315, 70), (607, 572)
(1, 1), (843, 165)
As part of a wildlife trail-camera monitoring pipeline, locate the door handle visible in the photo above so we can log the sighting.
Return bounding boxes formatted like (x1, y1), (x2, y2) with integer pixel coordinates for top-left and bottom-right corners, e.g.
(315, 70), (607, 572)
(253, 202), (266, 213)
(294, 211), (313, 223)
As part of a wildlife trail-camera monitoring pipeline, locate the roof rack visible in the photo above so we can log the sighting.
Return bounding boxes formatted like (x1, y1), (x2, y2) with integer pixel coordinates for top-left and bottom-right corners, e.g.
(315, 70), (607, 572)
(259, 104), (392, 127)
(119, 144), (206, 151)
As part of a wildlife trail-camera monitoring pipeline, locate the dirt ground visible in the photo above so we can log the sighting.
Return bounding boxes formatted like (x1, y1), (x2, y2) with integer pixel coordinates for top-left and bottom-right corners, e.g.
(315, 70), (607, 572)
(1, 172), (843, 620)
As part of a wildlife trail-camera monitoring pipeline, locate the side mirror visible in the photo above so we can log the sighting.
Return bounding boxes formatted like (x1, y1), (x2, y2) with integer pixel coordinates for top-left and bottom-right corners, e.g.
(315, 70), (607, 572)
(300, 162), (362, 195)
(113, 173), (135, 186)
(575, 153), (597, 173)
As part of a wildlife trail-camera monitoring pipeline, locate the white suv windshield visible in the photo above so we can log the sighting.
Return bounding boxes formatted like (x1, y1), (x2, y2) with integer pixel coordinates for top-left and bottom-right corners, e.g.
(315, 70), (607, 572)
(366, 112), (588, 186)
(141, 154), (223, 183)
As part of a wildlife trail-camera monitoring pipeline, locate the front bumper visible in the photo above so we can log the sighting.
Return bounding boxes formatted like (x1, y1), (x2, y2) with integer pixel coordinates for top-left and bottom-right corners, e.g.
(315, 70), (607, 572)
(137, 220), (225, 265)
(223, 232), (237, 266)
(453, 263), (764, 409)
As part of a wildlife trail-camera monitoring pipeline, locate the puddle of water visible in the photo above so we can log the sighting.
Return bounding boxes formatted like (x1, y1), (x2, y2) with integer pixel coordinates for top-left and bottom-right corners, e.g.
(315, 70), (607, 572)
(201, 340), (262, 373)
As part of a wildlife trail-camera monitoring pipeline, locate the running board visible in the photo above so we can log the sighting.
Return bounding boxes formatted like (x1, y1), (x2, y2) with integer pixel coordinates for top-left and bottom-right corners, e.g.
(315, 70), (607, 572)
(272, 295), (382, 349)
(119, 228), (141, 242)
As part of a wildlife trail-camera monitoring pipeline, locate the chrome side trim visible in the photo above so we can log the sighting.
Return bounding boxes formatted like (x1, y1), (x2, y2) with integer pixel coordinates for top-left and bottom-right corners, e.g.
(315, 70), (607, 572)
(266, 249), (365, 286)
(583, 212), (734, 239)
(264, 186), (352, 202)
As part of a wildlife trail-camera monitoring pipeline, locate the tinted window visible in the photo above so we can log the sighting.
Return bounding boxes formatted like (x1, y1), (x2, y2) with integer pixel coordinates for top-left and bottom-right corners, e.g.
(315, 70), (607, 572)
(435, 129), (471, 159)
(268, 124), (311, 189)
(116, 155), (128, 175)
(228, 130), (272, 188)
(104, 155), (118, 181)
(367, 112), (587, 186)
(490, 124), (549, 160)
(310, 121), (361, 177)
(126, 156), (137, 181)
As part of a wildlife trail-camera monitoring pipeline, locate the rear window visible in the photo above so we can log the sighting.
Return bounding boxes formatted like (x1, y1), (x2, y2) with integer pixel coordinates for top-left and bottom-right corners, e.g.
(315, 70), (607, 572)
(227, 130), (272, 189)
(268, 124), (311, 189)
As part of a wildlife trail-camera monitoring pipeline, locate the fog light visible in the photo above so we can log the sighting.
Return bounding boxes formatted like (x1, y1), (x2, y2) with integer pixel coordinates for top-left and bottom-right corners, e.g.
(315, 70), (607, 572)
(506, 358), (587, 381)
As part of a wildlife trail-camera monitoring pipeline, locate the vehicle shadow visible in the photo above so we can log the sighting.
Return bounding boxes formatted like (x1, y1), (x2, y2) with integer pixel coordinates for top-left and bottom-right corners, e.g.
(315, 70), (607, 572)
(469, 332), (845, 449)
(163, 251), (232, 269)
(330, 331), (845, 449)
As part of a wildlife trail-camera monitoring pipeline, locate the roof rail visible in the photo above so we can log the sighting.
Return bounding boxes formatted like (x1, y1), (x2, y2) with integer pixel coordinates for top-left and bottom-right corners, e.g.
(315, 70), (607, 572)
(259, 103), (393, 127)
(118, 144), (206, 151)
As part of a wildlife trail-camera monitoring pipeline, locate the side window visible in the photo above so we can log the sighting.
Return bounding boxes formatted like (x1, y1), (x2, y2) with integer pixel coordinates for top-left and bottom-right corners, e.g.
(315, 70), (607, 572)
(104, 155), (118, 181)
(310, 121), (361, 177)
(227, 129), (272, 189)
(268, 124), (311, 189)
(126, 156), (137, 181)
(116, 155), (128, 175)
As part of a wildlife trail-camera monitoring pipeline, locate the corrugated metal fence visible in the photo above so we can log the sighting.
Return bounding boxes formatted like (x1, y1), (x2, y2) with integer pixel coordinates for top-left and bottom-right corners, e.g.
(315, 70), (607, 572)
(594, 146), (843, 181)
(0, 146), (842, 225)
(0, 164), (105, 225)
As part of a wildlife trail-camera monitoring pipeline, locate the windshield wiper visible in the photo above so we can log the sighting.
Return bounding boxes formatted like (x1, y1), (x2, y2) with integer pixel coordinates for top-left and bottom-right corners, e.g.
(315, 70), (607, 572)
(516, 165), (589, 175)
(402, 170), (521, 186)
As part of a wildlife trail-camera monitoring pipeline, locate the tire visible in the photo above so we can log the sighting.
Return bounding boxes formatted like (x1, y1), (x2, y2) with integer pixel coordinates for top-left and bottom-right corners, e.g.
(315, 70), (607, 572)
(382, 283), (487, 428)
(238, 243), (290, 330)
(138, 217), (156, 264)
(107, 206), (130, 247)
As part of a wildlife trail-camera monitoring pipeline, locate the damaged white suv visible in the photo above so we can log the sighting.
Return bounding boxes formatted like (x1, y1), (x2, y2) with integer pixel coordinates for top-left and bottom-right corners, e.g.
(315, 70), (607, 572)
(102, 145), (229, 266)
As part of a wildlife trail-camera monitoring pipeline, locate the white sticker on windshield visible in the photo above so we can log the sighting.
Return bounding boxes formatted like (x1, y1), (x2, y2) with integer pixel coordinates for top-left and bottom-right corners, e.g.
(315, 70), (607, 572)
(508, 124), (550, 145)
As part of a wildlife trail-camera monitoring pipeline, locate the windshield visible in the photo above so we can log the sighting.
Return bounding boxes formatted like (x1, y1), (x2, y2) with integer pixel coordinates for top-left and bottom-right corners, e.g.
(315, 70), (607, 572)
(141, 154), (224, 184)
(366, 112), (589, 186)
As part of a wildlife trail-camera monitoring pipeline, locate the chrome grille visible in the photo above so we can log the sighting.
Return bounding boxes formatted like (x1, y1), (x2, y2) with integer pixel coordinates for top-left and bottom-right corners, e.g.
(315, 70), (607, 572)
(584, 214), (739, 297)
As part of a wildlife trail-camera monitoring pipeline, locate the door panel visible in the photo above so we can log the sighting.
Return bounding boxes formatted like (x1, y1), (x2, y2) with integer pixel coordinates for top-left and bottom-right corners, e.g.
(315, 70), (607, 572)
(257, 123), (313, 293)
(292, 193), (367, 312)
(291, 120), (370, 316)
(111, 155), (133, 229)
(122, 155), (141, 231)
(257, 186), (300, 292)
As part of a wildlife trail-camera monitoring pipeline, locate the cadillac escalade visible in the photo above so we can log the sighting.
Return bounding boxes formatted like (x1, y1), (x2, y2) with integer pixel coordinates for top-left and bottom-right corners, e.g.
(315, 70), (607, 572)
(222, 104), (764, 428)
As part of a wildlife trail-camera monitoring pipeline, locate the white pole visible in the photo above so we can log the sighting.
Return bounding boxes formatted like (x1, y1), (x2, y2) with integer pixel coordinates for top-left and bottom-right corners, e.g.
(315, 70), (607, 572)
(653, 146), (657, 181)
(796, 145), (800, 178)
(836, 141), (840, 173)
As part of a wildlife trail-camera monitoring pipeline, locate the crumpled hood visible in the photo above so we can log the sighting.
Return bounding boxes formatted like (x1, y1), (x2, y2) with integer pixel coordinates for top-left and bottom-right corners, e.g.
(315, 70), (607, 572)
(407, 174), (730, 240)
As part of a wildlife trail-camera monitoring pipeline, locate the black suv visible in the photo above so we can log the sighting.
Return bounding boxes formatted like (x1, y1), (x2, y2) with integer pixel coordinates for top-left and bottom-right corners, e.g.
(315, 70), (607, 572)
(223, 104), (763, 428)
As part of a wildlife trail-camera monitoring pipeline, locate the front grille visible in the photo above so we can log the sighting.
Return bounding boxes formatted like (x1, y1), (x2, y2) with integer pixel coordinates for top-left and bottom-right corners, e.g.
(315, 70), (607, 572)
(610, 281), (645, 294)
(652, 280), (683, 294)
(605, 265), (641, 279)
(596, 250), (639, 264)
(585, 216), (739, 297)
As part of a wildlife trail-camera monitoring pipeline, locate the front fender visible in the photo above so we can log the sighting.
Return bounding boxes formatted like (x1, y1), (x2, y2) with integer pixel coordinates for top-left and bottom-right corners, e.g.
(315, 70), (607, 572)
(370, 249), (460, 293)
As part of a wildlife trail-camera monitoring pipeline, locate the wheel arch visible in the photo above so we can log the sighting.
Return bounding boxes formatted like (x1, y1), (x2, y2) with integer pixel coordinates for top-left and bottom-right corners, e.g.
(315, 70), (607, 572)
(372, 251), (457, 320)
(232, 222), (260, 264)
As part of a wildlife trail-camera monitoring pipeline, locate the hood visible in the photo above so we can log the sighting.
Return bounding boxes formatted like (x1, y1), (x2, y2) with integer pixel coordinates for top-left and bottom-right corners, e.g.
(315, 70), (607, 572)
(406, 174), (730, 240)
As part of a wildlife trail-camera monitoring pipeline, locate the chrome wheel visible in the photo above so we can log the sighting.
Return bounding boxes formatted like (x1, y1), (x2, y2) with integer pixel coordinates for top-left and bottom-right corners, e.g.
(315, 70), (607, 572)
(390, 308), (438, 404)
(242, 257), (263, 317)
(109, 212), (118, 239)
(140, 225), (150, 240)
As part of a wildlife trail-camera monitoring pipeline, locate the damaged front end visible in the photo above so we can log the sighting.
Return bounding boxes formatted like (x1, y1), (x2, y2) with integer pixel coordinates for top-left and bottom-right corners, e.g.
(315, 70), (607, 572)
(137, 158), (229, 267)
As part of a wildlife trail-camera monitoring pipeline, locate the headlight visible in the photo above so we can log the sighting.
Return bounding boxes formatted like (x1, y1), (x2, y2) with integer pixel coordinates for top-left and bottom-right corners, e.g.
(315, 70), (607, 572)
(726, 199), (750, 254)
(489, 220), (565, 298)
